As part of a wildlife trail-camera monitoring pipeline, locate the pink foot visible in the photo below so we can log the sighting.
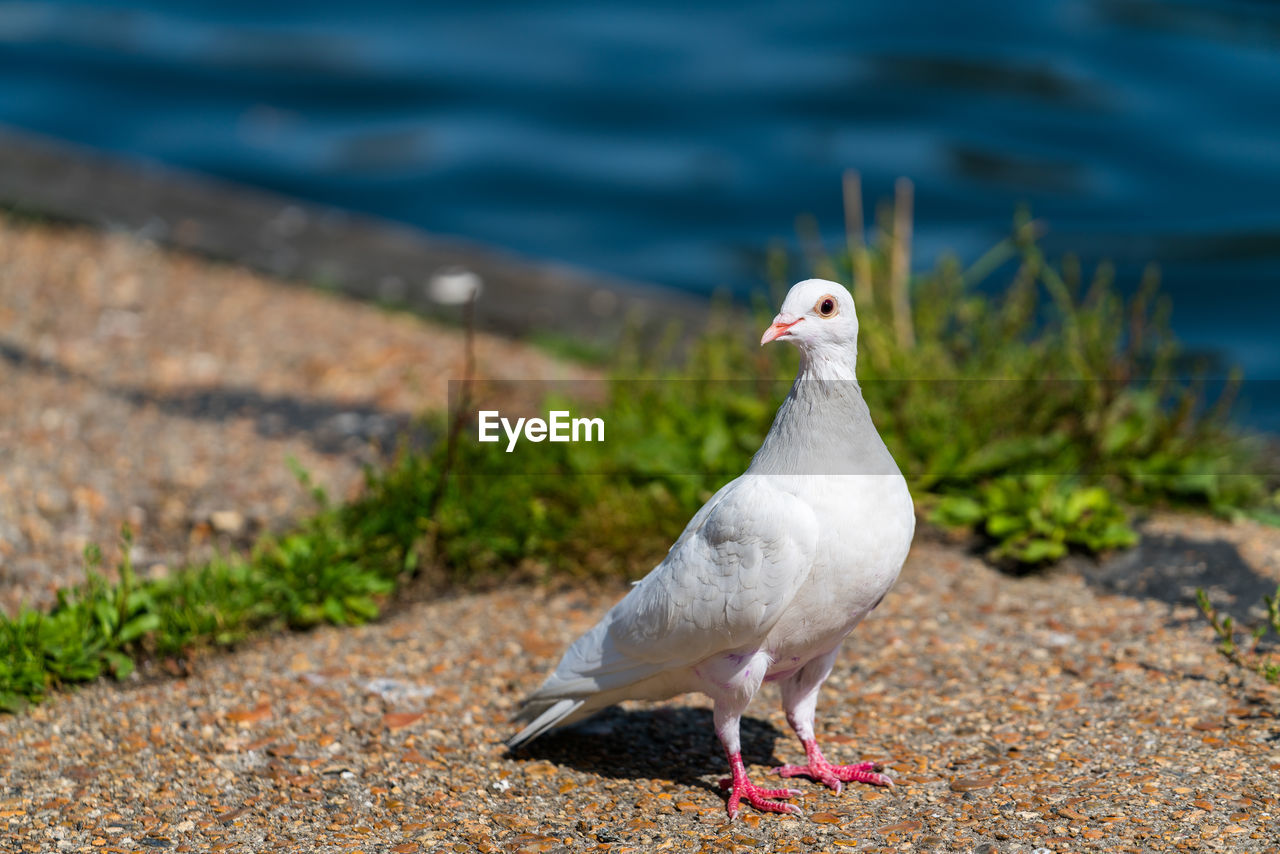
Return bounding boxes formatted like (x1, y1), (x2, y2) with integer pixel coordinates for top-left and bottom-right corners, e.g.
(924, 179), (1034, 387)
(718, 752), (803, 819)
(775, 739), (893, 794)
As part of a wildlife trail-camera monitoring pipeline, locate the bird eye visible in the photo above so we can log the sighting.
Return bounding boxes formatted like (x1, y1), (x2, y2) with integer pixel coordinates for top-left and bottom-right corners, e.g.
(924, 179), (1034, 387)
(815, 296), (838, 318)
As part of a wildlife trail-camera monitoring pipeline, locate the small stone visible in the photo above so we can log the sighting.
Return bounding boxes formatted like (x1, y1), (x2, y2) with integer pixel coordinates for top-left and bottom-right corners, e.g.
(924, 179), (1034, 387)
(950, 776), (997, 793)
(225, 703), (271, 726)
(383, 711), (425, 730)
(209, 510), (245, 535)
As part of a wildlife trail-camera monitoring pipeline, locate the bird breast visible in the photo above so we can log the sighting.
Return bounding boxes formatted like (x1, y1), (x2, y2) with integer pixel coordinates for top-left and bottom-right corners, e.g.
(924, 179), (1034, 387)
(762, 472), (914, 665)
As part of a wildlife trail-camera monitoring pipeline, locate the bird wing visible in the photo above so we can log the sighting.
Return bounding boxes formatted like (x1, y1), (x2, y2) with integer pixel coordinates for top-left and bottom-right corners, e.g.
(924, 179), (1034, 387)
(507, 475), (819, 746)
(606, 474), (820, 666)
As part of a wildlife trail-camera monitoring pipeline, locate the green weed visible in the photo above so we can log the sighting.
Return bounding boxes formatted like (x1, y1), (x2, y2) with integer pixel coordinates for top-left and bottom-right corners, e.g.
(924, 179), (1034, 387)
(1196, 586), (1280, 684)
(0, 472), (421, 711)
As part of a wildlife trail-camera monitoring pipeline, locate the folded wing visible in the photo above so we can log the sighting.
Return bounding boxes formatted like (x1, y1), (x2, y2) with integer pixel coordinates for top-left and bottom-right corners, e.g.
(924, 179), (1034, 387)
(508, 475), (818, 746)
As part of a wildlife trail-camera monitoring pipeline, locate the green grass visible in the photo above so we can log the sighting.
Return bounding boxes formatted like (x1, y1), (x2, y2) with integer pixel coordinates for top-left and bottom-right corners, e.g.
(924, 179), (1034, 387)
(4, 186), (1277, 710)
(1196, 586), (1280, 685)
(0, 469), (421, 711)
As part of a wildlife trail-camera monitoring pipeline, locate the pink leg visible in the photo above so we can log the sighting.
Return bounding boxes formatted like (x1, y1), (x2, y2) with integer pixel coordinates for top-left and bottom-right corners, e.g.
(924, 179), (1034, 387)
(775, 649), (893, 794)
(704, 648), (802, 819)
(717, 750), (803, 819)
(775, 738), (893, 793)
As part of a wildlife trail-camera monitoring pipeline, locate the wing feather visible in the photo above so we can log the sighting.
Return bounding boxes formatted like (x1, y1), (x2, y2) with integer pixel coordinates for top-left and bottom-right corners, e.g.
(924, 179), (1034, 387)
(608, 474), (818, 666)
(507, 474), (818, 745)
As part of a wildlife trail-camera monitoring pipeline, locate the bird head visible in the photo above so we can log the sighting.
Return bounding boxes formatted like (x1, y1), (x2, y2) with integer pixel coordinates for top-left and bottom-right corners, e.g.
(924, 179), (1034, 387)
(760, 279), (859, 356)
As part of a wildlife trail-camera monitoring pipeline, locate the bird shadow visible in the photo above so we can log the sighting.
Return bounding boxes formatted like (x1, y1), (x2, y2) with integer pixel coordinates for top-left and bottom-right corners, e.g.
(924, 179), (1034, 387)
(508, 706), (789, 797)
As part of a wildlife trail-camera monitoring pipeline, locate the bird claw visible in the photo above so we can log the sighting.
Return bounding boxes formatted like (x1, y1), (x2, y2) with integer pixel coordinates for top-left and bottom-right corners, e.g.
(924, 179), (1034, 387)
(719, 754), (803, 818)
(775, 757), (894, 791)
(725, 780), (804, 819)
(776, 762), (844, 793)
(720, 776), (802, 795)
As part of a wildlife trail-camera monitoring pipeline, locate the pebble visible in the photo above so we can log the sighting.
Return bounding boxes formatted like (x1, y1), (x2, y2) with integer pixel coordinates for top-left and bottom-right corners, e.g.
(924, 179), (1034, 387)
(208, 511), (245, 535)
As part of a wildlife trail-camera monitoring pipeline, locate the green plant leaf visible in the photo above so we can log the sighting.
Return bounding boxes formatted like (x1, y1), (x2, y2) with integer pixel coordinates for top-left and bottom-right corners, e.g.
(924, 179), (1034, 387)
(117, 613), (162, 643)
(103, 651), (135, 681)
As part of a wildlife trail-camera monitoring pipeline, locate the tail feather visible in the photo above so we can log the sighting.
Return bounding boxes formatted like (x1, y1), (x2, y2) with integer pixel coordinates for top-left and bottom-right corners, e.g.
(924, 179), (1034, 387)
(506, 698), (585, 748)
(505, 665), (686, 749)
(506, 605), (686, 748)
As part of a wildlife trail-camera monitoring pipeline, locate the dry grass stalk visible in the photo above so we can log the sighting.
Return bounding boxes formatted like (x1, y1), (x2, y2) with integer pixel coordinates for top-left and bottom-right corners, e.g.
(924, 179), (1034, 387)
(843, 169), (874, 308)
(890, 176), (916, 349)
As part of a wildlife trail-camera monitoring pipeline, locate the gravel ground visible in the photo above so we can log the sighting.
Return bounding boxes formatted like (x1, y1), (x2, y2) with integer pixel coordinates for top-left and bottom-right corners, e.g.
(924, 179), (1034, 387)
(0, 217), (593, 615)
(2, 534), (1279, 853)
(3, 217), (1280, 852)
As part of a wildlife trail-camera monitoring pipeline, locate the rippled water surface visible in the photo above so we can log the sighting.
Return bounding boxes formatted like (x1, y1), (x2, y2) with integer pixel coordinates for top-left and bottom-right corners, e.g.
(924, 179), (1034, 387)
(1, 1), (1277, 401)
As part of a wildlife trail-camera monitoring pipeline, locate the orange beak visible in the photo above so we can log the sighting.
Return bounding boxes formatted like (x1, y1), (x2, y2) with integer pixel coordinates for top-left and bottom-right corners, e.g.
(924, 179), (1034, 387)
(760, 315), (803, 345)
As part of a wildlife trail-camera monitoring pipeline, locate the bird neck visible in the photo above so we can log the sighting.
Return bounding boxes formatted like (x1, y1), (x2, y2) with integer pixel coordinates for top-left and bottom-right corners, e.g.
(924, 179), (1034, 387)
(798, 346), (858, 384)
(747, 349), (900, 476)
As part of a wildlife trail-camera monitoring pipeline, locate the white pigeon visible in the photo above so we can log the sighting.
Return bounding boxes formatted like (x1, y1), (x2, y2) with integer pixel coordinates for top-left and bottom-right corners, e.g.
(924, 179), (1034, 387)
(507, 279), (916, 818)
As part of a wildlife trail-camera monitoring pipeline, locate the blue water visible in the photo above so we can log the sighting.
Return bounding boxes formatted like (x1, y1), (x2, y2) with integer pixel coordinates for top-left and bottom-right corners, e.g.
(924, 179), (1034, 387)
(1, 2), (1278, 394)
